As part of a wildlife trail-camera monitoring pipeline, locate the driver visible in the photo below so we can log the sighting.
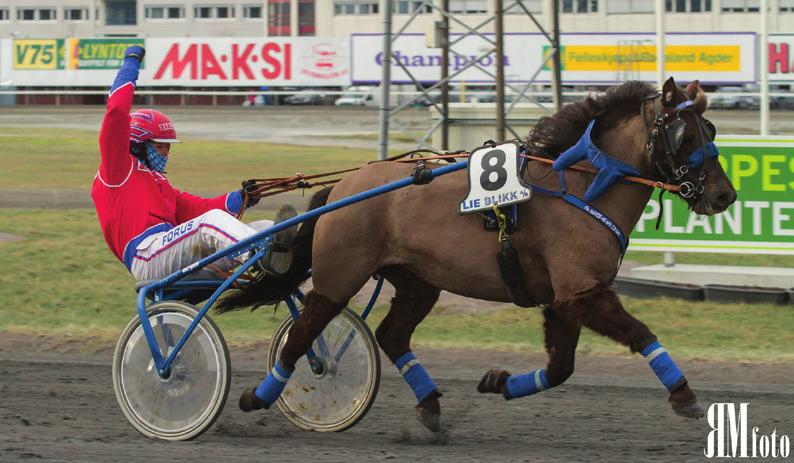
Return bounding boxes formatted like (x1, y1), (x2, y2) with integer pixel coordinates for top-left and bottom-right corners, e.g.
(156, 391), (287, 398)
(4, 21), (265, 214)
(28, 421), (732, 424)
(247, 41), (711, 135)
(91, 46), (295, 281)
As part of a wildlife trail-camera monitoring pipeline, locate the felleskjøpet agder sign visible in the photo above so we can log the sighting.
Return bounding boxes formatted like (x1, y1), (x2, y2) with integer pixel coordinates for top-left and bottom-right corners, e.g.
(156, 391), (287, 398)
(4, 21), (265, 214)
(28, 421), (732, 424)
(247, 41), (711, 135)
(350, 32), (755, 84)
(631, 136), (794, 255)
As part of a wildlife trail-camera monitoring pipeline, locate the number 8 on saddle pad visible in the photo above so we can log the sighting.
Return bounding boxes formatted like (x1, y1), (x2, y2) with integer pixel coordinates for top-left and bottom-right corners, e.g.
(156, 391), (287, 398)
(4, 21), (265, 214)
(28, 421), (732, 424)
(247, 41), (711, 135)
(459, 141), (532, 215)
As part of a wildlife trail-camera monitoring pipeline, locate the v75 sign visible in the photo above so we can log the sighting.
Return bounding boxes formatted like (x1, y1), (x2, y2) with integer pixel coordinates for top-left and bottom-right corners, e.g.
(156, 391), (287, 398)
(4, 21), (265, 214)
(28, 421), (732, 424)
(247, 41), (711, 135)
(13, 39), (64, 70)
(142, 37), (349, 86)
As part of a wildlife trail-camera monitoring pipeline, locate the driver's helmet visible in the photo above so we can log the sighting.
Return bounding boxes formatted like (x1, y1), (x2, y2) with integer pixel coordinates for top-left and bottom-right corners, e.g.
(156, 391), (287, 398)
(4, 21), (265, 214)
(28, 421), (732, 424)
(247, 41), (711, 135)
(129, 109), (181, 144)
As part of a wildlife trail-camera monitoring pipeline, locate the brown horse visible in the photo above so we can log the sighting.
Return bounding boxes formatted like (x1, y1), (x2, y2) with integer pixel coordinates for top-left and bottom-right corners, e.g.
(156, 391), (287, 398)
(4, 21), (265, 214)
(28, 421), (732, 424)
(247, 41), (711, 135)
(219, 77), (736, 431)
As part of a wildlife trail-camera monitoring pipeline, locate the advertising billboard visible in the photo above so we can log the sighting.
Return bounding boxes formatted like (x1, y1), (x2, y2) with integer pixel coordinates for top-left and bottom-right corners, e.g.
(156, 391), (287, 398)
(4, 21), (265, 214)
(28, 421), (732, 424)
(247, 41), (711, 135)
(630, 136), (794, 255)
(0, 37), (350, 87)
(351, 32), (756, 85)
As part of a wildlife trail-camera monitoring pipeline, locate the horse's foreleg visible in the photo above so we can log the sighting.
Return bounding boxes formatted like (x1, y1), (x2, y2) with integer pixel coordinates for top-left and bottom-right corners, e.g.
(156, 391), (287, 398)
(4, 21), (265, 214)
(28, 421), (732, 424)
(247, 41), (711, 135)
(239, 291), (346, 411)
(478, 306), (581, 398)
(564, 284), (702, 418)
(376, 268), (442, 432)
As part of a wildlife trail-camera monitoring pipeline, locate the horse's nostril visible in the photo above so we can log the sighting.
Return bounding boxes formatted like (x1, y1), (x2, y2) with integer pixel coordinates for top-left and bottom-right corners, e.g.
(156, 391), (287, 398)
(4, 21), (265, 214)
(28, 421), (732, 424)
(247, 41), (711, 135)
(715, 191), (737, 209)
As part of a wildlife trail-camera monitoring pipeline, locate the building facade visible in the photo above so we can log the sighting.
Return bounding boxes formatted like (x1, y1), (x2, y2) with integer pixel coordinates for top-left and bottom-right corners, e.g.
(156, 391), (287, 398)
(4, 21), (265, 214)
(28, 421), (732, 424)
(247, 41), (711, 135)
(0, 0), (791, 39)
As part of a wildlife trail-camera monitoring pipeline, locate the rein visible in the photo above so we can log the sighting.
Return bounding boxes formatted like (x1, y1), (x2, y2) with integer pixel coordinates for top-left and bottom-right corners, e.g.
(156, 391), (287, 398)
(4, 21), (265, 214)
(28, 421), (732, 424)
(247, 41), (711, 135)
(237, 146), (681, 219)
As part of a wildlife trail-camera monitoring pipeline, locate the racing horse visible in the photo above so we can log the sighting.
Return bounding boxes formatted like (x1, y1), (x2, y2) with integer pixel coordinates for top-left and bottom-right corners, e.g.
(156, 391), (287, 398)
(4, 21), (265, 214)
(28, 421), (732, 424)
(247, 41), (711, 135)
(219, 77), (736, 431)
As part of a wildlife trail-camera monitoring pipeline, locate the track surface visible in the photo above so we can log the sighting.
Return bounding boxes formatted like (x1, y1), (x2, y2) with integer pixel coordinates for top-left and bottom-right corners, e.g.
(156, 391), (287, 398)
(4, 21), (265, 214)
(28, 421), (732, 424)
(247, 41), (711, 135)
(1, 346), (792, 462)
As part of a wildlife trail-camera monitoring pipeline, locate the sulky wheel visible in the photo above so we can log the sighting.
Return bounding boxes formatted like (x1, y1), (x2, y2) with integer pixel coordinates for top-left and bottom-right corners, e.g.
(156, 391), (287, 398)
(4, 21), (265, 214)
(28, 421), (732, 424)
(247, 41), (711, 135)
(267, 307), (381, 432)
(112, 301), (231, 441)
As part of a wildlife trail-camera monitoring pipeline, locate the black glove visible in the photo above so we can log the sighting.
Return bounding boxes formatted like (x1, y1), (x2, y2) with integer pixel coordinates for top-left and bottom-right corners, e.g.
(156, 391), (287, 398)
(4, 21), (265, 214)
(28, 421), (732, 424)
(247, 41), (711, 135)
(242, 180), (261, 208)
(124, 46), (145, 62)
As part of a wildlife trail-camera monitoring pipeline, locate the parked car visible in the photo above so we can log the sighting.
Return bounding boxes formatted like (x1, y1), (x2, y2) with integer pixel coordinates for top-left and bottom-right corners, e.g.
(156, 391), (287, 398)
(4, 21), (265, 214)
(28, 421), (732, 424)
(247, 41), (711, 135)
(709, 87), (758, 109)
(770, 95), (794, 110)
(334, 86), (378, 106)
(284, 91), (328, 105)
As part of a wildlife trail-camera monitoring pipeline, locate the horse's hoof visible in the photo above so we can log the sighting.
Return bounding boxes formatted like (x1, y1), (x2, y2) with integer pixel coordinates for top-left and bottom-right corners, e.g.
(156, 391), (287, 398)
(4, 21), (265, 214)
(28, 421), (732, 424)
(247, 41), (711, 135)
(670, 399), (703, 419)
(478, 369), (510, 394)
(416, 406), (441, 432)
(239, 387), (268, 412)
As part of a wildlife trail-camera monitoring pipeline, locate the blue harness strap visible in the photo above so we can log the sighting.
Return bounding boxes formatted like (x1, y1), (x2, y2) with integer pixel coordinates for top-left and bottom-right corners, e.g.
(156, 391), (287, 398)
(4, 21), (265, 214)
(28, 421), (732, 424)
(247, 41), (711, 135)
(394, 351), (439, 403)
(552, 120), (641, 202)
(530, 169), (629, 258)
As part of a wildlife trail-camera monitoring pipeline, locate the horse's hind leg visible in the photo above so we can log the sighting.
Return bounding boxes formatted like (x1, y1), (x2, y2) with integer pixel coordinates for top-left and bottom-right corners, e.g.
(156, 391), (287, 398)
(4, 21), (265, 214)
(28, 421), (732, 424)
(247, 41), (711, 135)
(239, 290), (347, 411)
(376, 267), (443, 432)
(561, 283), (702, 418)
(478, 306), (581, 399)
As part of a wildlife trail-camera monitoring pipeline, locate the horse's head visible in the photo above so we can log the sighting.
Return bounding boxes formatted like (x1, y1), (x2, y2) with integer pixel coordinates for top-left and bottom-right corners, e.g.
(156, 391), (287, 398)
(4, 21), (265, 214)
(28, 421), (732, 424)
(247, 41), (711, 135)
(644, 77), (737, 215)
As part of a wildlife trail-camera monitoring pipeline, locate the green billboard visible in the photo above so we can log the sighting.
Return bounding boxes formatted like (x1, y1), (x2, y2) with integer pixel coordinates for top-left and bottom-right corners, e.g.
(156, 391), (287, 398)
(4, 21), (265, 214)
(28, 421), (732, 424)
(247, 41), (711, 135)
(630, 136), (794, 255)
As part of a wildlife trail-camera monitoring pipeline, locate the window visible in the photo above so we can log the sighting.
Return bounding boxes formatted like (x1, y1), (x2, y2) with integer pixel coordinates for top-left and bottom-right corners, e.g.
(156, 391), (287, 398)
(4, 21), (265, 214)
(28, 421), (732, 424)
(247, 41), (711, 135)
(781, 0), (794, 11)
(243, 5), (263, 18)
(17, 8), (57, 21)
(298, 0), (315, 35)
(359, 1), (379, 14)
(268, 0), (290, 36)
(393, 1), (432, 14)
(0, 8), (9, 21)
(334, 1), (356, 14)
(607, 0), (653, 12)
(451, 0), (487, 13)
(145, 6), (185, 19)
(504, 0), (543, 14)
(562, 0), (597, 12)
(64, 7), (89, 20)
(194, 5), (235, 19)
(720, 0), (758, 11)
(106, 0), (136, 25)
(666, 0), (711, 11)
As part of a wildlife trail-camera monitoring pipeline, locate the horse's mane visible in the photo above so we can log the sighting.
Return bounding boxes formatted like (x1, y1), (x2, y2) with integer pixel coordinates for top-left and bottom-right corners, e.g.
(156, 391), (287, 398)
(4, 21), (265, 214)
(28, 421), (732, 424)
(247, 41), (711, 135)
(527, 81), (658, 158)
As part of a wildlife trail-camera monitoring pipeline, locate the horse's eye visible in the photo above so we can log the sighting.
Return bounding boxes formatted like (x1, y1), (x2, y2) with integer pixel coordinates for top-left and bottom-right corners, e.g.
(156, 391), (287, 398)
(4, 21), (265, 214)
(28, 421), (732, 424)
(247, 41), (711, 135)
(665, 119), (686, 151)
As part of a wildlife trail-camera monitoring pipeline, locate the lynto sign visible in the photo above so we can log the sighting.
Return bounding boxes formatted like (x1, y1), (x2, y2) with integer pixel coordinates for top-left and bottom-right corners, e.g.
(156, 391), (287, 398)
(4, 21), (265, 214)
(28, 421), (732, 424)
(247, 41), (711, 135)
(705, 403), (790, 459)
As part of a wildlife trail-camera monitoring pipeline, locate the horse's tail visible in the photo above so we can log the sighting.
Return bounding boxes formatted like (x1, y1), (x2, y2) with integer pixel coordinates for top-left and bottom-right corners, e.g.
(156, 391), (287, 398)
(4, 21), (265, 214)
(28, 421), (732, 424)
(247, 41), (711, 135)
(215, 187), (333, 313)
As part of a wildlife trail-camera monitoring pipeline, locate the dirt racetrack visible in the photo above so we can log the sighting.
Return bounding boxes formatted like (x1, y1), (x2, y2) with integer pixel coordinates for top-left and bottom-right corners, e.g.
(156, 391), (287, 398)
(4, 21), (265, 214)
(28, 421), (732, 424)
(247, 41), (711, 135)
(1, 339), (793, 463)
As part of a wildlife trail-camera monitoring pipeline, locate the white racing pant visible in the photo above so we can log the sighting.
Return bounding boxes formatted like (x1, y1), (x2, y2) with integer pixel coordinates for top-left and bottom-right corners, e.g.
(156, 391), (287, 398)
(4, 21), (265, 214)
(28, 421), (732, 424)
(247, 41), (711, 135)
(130, 209), (273, 281)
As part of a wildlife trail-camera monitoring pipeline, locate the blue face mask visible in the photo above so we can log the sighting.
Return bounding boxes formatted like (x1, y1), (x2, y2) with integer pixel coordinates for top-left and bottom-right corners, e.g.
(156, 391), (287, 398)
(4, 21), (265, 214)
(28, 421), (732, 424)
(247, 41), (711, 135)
(146, 143), (168, 172)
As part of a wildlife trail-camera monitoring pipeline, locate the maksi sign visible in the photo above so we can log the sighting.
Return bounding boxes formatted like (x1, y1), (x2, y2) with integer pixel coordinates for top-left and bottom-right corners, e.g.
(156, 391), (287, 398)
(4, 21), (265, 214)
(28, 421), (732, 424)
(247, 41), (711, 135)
(0, 37), (349, 86)
(631, 137), (794, 255)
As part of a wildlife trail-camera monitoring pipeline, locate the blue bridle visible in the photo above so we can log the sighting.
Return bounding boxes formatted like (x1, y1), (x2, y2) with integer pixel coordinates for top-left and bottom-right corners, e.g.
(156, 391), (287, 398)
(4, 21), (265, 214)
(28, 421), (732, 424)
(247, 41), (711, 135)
(647, 98), (720, 199)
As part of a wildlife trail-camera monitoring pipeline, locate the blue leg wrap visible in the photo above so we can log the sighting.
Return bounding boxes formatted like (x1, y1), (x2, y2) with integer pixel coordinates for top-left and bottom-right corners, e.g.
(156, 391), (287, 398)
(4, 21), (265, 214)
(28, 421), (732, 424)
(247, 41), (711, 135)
(641, 341), (685, 392)
(394, 352), (439, 403)
(254, 362), (292, 407)
(504, 369), (551, 400)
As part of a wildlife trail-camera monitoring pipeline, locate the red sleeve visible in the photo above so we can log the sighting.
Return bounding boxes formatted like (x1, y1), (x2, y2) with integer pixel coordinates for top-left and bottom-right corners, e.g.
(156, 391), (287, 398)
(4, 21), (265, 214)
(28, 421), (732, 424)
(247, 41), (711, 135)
(174, 189), (240, 223)
(97, 83), (134, 187)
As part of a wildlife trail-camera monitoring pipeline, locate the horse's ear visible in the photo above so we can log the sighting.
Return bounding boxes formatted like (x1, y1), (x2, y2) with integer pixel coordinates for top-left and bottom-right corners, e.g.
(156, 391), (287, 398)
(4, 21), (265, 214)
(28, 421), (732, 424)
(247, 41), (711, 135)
(662, 77), (679, 108)
(686, 80), (708, 113)
(685, 80), (699, 100)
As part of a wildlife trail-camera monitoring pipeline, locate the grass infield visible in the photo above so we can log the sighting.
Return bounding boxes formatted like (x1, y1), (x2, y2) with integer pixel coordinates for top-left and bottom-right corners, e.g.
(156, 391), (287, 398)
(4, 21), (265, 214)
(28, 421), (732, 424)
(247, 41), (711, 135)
(1, 208), (792, 361)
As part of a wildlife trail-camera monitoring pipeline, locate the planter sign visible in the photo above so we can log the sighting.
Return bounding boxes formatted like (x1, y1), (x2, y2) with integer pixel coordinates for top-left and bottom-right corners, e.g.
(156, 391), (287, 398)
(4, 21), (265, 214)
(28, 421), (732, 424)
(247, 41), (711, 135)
(631, 136), (794, 255)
